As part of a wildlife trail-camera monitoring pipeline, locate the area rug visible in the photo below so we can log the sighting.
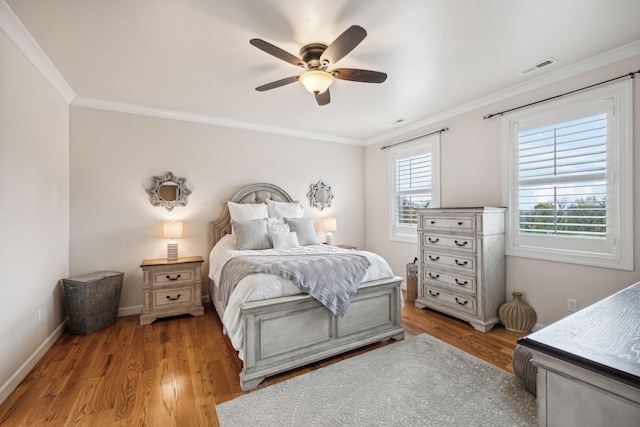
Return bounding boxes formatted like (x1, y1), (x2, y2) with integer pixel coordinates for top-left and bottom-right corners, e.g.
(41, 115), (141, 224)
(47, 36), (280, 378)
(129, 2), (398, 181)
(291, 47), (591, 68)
(215, 334), (537, 426)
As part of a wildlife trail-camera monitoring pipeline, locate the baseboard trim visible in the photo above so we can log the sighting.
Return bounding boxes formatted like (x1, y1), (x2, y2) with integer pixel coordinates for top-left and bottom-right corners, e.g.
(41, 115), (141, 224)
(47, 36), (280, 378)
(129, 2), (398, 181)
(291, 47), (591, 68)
(0, 319), (68, 405)
(118, 305), (142, 317)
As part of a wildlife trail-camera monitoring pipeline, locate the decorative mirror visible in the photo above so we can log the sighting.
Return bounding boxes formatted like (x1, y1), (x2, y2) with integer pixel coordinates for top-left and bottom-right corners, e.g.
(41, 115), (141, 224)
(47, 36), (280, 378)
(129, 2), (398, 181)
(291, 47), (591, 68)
(146, 171), (192, 211)
(307, 181), (334, 211)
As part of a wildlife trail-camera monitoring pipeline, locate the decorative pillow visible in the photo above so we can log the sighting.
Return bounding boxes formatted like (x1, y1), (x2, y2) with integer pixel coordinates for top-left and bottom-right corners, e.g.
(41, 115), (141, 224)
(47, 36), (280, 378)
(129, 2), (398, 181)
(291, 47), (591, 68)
(228, 201), (268, 222)
(284, 217), (320, 246)
(267, 217), (290, 233)
(266, 199), (304, 219)
(270, 231), (300, 249)
(232, 219), (272, 250)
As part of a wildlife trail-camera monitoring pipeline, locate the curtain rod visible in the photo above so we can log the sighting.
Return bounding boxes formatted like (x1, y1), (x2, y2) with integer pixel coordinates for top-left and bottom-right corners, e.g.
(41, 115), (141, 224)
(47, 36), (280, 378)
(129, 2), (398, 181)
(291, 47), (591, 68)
(380, 127), (449, 150)
(483, 69), (640, 120)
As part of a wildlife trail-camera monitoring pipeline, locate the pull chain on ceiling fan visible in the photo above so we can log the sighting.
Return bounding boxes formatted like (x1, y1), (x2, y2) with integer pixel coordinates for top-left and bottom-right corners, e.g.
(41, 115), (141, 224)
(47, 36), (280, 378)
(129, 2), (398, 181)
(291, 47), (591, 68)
(250, 25), (387, 106)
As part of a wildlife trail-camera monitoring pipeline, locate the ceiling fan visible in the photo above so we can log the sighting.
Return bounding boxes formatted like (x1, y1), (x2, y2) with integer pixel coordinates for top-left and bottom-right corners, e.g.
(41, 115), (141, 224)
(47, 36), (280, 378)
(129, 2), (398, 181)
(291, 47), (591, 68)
(250, 25), (387, 106)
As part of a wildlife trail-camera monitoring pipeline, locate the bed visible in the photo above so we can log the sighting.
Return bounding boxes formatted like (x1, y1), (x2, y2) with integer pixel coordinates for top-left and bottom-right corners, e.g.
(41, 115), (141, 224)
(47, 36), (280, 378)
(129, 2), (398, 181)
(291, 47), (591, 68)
(208, 183), (404, 391)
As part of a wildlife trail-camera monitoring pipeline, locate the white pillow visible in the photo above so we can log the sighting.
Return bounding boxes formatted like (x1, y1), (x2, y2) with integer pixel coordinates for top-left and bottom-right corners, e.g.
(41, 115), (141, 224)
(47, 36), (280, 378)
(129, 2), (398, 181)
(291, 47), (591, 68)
(266, 199), (304, 219)
(270, 231), (300, 249)
(232, 219), (271, 250)
(284, 217), (321, 246)
(228, 202), (268, 234)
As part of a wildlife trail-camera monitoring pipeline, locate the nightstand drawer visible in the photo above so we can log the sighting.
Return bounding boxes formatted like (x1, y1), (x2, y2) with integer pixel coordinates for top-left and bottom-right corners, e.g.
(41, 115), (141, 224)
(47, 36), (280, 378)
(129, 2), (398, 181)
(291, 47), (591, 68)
(152, 269), (194, 286)
(154, 286), (194, 307)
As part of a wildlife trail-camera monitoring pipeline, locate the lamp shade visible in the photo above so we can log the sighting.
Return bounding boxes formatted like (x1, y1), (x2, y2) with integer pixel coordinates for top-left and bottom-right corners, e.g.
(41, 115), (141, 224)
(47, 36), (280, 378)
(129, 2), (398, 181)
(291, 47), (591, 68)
(324, 217), (337, 232)
(299, 70), (334, 94)
(163, 220), (183, 239)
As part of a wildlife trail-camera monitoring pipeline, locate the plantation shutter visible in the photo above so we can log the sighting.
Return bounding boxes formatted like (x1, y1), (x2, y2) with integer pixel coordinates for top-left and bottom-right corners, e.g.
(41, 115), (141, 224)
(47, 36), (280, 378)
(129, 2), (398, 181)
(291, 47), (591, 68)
(395, 151), (432, 226)
(517, 111), (607, 238)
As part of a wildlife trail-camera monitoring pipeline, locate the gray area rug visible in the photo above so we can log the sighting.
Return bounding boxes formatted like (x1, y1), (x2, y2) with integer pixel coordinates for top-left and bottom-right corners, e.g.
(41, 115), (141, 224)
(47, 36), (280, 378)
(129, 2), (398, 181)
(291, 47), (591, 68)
(216, 334), (537, 426)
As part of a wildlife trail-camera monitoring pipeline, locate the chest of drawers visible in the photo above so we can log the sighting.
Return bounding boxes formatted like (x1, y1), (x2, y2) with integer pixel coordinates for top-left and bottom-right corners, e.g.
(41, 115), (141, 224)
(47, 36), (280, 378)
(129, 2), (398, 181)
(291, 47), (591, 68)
(415, 207), (506, 332)
(139, 256), (205, 325)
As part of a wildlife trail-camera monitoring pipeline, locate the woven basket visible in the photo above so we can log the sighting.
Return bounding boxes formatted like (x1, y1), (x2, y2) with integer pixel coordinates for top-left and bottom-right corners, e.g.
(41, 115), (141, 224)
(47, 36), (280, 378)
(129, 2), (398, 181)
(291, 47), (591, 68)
(63, 271), (123, 335)
(406, 262), (418, 303)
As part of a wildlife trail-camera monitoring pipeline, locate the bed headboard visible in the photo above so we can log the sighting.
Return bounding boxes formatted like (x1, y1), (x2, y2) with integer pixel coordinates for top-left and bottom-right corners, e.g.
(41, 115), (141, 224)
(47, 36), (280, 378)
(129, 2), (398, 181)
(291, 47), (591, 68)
(208, 183), (294, 252)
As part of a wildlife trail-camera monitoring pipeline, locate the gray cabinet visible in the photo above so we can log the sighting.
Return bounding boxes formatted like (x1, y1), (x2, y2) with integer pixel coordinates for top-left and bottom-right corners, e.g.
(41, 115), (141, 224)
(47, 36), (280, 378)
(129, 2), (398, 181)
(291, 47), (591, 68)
(415, 207), (506, 332)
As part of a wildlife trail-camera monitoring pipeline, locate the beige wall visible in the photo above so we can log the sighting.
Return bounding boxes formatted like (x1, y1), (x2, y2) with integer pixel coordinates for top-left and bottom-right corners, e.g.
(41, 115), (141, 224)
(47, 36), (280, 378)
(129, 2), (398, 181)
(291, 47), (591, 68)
(69, 107), (365, 311)
(365, 56), (640, 327)
(0, 30), (69, 400)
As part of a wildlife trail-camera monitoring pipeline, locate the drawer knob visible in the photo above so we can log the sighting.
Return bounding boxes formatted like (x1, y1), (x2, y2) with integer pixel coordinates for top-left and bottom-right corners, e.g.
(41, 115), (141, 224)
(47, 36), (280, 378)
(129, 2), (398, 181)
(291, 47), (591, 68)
(454, 240), (468, 247)
(428, 237), (440, 244)
(429, 290), (440, 297)
(166, 274), (182, 281)
(455, 278), (468, 286)
(457, 221), (463, 226)
(428, 273), (440, 279)
(430, 220), (436, 224)
(428, 255), (440, 261)
(455, 297), (468, 306)
(166, 294), (182, 301)
(454, 259), (468, 266)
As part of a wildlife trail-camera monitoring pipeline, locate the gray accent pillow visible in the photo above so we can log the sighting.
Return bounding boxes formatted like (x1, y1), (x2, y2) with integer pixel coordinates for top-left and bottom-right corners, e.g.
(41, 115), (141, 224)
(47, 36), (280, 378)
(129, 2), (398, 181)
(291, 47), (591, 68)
(232, 219), (272, 250)
(284, 217), (320, 246)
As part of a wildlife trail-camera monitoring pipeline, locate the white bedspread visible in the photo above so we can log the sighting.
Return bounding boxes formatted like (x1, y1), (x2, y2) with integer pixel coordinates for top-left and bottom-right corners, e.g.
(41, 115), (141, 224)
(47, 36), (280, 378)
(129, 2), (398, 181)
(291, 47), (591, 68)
(208, 234), (396, 360)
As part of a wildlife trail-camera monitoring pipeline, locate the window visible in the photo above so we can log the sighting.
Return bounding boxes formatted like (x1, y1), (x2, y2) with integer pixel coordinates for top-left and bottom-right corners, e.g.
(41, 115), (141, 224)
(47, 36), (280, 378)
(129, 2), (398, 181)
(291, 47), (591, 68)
(503, 80), (633, 270)
(389, 134), (440, 242)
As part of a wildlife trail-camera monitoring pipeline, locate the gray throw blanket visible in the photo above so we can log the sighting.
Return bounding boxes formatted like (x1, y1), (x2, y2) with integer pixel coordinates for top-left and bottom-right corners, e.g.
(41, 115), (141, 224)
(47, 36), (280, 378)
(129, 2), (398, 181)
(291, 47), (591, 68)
(218, 254), (371, 317)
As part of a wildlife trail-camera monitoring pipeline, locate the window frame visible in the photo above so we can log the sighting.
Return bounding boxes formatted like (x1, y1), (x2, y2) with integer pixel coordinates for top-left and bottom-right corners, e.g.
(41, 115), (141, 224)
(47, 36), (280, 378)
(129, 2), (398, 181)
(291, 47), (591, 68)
(389, 134), (441, 243)
(502, 80), (633, 270)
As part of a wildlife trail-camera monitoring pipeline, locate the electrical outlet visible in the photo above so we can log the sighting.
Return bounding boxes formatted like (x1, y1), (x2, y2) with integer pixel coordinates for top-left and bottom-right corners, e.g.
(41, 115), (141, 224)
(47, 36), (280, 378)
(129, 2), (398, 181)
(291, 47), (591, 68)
(567, 299), (578, 313)
(37, 309), (43, 324)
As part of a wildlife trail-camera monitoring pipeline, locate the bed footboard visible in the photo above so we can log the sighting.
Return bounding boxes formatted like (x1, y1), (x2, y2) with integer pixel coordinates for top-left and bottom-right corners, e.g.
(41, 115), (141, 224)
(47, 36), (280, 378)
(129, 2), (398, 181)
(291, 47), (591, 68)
(238, 276), (404, 390)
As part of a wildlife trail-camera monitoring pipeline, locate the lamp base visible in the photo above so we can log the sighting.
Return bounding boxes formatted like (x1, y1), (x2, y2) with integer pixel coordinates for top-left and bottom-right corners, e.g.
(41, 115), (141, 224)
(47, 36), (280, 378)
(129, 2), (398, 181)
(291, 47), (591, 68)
(167, 243), (179, 260)
(326, 233), (334, 246)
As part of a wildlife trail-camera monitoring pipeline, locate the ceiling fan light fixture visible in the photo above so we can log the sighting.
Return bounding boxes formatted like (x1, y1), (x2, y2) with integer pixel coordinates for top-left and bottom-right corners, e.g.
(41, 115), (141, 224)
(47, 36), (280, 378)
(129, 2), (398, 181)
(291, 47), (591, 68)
(299, 70), (334, 94)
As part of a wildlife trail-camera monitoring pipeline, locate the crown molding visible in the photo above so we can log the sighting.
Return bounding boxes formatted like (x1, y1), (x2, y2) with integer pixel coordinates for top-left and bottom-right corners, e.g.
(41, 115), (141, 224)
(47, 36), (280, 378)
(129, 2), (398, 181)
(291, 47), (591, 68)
(0, 0), (76, 103)
(366, 39), (640, 146)
(71, 97), (363, 146)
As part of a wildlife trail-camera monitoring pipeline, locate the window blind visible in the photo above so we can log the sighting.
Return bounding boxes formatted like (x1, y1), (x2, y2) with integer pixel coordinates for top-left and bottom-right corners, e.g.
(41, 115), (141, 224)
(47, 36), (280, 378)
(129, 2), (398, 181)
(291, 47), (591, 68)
(395, 153), (432, 225)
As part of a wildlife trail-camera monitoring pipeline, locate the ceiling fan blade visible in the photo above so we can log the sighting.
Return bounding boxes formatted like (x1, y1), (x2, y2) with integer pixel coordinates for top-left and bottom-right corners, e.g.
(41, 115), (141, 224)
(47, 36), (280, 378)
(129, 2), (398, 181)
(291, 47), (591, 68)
(255, 75), (300, 91)
(315, 88), (330, 106)
(331, 68), (387, 83)
(320, 25), (367, 66)
(250, 39), (305, 67)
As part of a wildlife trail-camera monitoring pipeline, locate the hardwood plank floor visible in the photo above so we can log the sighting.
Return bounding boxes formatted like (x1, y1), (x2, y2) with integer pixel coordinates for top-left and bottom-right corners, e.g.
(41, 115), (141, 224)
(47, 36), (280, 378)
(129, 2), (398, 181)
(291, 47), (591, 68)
(0, 294), (526, 426)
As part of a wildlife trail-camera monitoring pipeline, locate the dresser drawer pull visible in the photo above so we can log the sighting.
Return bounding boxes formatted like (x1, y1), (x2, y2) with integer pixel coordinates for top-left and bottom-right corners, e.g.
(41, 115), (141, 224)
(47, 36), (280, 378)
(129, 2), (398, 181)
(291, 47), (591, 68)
(430, 220), (436, 224)
(166, 294), (181, 301)
(457, 221), (463, 226)
(429, 290), (440, 297)
(428, 273), (440, 279)
(166, 274), (182, 281)
(455, 278), (468, 286)
(454, 259), (468, 266)
(455, 297), (468, 306)
(454, 240), (468, 247)
(428, 237), (440, 244)
(429, 255), (440, 261)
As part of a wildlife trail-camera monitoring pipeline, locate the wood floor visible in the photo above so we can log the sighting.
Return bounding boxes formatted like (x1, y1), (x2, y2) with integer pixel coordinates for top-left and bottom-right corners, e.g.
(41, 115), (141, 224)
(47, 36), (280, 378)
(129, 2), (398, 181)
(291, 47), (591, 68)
(0, 293), (526, 426)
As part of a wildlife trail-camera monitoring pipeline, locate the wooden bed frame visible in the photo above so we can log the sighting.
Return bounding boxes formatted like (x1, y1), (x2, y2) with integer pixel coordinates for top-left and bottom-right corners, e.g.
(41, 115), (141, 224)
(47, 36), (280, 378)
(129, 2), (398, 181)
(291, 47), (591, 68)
(208, 183), (404, 390)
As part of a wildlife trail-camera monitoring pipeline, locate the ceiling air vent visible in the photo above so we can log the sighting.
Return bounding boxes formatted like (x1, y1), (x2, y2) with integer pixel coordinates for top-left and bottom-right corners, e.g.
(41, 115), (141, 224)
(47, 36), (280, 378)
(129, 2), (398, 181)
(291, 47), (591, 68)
(518, 58), (557, 76)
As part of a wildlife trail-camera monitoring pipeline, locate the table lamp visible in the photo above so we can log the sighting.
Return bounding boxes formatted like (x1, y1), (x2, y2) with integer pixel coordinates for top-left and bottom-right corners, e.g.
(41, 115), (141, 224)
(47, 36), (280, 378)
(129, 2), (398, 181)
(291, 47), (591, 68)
(324, 217), (337, 246)
(163, 220), (183, 260)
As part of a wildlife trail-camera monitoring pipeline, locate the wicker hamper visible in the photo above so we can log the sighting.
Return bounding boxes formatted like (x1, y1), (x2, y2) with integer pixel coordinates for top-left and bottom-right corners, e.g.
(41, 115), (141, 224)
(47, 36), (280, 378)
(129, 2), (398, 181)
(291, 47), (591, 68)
(406, 260), (418, 303)
(62, 271), (123, 335)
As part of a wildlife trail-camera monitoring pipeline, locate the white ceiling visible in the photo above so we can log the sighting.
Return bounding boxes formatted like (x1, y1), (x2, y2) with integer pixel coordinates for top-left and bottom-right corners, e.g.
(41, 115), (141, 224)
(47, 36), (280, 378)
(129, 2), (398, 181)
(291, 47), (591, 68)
(5, 0), (640, 144)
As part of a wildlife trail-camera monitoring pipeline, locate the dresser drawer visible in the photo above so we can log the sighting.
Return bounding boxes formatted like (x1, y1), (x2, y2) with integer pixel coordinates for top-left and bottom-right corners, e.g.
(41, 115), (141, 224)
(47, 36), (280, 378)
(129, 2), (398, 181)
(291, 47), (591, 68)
(422, 268), (476, 294)
(152, 269), (194, 287)
(153, 286), (194, 308)
(421, 233), (476, 253)
(420, 215), (476, 233)
(422, 250), (476, 273)
(423, 286), (476, 315)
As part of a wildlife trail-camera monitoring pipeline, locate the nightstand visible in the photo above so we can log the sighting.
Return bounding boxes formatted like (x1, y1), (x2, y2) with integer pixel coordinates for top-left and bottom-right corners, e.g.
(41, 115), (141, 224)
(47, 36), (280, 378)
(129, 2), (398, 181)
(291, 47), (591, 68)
(139, 256), (204, 325)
